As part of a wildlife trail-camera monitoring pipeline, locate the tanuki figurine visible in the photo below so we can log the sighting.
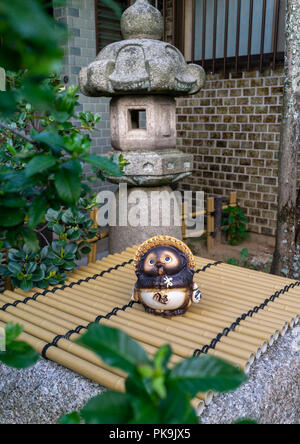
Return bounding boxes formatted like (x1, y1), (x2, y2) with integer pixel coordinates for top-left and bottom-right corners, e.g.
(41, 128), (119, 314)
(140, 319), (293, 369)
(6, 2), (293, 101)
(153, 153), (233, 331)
(131, 235), (201, 317)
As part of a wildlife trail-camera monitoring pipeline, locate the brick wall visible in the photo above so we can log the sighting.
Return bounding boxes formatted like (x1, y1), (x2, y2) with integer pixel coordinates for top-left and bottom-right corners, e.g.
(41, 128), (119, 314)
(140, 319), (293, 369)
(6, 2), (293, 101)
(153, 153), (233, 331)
(177, 69), (284, 236)
(53, 0), (113, 193)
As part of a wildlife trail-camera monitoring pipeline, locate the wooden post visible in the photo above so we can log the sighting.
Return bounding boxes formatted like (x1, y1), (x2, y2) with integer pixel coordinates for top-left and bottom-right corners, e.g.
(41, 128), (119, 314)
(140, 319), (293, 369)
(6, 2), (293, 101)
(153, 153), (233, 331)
(214, 195), (223, 244)
(181, 201), (187, 240)
(229, 191), (237, 207)
(207, 197), (215, 251)
(88, 209), (98, 264)
(4, 249), (12, 291)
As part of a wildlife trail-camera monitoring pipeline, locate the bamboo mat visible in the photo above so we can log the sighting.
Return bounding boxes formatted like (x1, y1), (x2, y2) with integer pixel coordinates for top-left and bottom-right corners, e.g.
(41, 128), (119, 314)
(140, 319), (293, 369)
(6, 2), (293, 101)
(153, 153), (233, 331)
(0, 246), (299, 415)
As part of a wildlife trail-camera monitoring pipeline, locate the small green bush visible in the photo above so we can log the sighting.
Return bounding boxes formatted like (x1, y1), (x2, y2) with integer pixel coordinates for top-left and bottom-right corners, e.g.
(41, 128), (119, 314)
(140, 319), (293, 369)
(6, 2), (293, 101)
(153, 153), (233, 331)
(222, 205), (249, 245)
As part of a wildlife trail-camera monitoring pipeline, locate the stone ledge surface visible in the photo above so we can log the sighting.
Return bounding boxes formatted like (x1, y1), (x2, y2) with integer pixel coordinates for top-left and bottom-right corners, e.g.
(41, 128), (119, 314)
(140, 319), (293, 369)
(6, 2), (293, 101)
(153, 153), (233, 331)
(0, 327), (298, 424)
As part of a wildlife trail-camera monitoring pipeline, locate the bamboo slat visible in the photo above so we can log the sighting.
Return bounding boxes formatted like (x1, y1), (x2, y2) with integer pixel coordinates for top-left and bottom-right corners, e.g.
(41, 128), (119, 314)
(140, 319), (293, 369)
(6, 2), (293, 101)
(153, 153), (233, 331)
(1, 247), (299, 416)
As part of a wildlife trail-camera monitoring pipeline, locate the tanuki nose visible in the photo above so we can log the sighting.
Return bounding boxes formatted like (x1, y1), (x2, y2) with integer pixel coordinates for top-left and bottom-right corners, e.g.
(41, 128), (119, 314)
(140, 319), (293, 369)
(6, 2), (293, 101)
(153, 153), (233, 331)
(156, 263), (164, 275)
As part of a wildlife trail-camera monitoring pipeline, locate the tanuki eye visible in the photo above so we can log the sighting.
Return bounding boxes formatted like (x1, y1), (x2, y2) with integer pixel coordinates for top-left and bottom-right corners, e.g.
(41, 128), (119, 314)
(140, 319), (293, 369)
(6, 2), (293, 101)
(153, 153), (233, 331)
(165, 256), (171, 262)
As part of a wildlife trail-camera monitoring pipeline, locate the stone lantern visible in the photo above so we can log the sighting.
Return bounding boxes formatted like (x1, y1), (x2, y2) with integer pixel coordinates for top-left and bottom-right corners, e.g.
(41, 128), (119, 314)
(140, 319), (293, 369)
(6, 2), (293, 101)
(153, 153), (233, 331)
(79, 0), (205, 253)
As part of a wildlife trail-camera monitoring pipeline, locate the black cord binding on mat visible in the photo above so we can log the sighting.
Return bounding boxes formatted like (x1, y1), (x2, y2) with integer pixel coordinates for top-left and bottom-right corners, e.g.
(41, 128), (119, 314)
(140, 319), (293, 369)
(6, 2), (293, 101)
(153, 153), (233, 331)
(40, 260), (224, 359)
(0, 259), (134, 313)
(41, 299), (139, 359)
(193, 279), (300, 357)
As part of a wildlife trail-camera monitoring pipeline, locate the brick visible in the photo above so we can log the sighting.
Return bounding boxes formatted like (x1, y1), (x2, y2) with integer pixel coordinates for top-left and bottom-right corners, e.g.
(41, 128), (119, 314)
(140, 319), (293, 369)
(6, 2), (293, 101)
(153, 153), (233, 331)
(230, 72), (243, 79)
(229, 106), (241, 114)
(71, 66), (81, 74)
(218, 89), (229, 97)
(271, 86), (284, 95)
(223, 115), (235, 123)
(251, 97), (263, 105)
(241, 124), (253, 132)
(250, 78), (264, 87)
(68, 7), (79, 17)
(217, 107), (228, 114)
(264, 96), (277, 105)
(242, 106), (254, 114)
(222, 132), (234, 140)
(250, 115), (262, 123)
(263, 115), (277, 123)
(230, 89), (242, 97)
(244, 71), (258, 78)
(257, 87), (269, 96)
(237, 98), (249, 105)
(265, 77), (279, 86)
(240, 158), (251, 166)
(223, 98), (236, 106)
(211, 99), (223, 106)
(237, 79), (250, 88)
(255, 106), (269, 114)
(245, 184), (257, 192)
(246, 167), (259, 175)
(236, 115), (248, 123)
(243, 88), (256, 96)
(70, 47), (81, 55)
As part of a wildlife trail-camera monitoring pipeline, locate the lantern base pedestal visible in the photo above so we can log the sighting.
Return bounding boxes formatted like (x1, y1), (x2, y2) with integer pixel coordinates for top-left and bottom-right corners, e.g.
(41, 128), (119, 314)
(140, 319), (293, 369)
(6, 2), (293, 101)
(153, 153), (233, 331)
(108, 185), (182, 254)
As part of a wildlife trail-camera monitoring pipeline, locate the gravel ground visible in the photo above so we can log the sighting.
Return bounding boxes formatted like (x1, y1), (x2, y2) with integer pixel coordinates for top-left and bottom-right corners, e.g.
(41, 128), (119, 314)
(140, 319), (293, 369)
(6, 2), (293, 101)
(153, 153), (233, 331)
(0, 326), (299, 424)
(0, 359), (105, 424)
(200, 326), (300, 424)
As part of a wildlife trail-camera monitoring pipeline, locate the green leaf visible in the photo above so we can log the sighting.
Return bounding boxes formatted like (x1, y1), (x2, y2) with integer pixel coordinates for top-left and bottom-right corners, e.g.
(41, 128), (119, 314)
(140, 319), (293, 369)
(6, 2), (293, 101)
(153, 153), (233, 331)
(7, 261), (23, 275)
(32, 267), (45, 282)
(158, 383), (198, 424)
(31, 131), (64, 154)
(5, 322), (24, 344)
(28, 195), (47, 229)
(82, 154), (123, 177)
(0, 206), (24, 227)
(0, 340), (39, 369)
(80, 392), (133, 424)
(76, 324), (150, 376)
(45, 209), (60, 223)
(169, 355), (247, 396)
(154, 344), (172, 372)
(152, 375), (167, 399)
(0, 194), (26, 208)
(234, 418), (258, 424)
(25, 154), (57, 177)
(19, 279), (34, 291)
(8, 248), (24, 261)
(128, 398), (160, 424)
(54, 168), (82, 204)
(22, 228), (39, 252)
(64, 242), (78, 255)
(58, 412), (81, 425)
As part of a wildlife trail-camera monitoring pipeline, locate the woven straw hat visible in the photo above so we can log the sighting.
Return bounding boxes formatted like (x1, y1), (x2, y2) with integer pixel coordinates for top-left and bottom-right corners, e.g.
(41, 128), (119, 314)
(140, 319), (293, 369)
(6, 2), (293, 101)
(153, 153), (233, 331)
(133, 235), (196, 272)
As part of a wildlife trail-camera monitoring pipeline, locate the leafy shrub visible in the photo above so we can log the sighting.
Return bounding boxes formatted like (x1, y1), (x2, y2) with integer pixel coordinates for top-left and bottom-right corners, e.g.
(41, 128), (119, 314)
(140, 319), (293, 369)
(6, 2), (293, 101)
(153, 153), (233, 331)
(59, 324), (248, 424)
(227, 248), (249, 267)
(222, 205), (249, 245)
(0, 72), (125, 290)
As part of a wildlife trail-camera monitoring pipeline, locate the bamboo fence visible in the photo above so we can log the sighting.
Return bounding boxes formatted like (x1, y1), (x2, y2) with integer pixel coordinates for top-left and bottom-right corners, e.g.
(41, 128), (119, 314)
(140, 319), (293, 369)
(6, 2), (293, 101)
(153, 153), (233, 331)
(88, 191), (238, 263)
(181, 192), (238, 251)
(0, 246), (299, 416)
